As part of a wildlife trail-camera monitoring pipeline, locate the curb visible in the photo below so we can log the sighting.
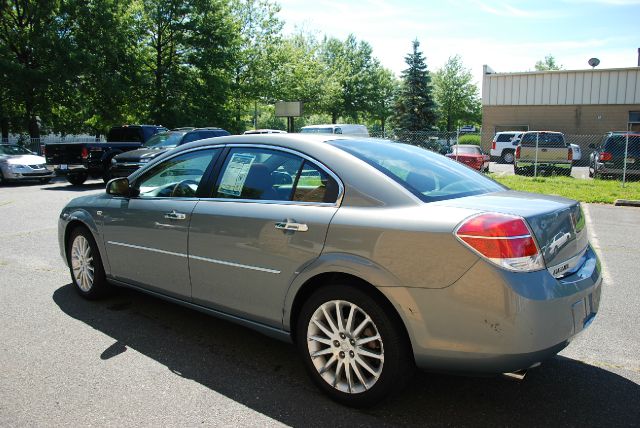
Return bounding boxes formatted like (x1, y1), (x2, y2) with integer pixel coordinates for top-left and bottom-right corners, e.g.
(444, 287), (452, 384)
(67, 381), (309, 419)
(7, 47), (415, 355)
(614, 199), (640, 207)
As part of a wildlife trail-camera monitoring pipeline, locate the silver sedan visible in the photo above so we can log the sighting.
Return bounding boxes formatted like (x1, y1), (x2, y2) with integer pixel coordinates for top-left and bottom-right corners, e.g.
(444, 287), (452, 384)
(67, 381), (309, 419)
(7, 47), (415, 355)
(58, 135), (602, 406)
(0, 144), (54, 184)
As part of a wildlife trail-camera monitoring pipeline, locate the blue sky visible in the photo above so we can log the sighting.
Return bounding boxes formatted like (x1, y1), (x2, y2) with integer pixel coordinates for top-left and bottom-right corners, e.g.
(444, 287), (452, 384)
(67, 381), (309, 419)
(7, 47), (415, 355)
(277, 0), (640, 84)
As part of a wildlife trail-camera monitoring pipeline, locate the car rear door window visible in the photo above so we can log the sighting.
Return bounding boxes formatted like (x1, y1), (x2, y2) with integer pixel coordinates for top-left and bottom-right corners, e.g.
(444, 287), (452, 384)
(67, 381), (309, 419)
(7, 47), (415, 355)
(292, 161), (339, 203)
(212, 148), (339, 204)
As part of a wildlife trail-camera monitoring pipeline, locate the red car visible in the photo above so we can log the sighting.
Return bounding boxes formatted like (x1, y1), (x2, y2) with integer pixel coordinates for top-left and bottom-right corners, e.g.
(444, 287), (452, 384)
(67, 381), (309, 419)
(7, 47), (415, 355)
(446, 144), (490, 172)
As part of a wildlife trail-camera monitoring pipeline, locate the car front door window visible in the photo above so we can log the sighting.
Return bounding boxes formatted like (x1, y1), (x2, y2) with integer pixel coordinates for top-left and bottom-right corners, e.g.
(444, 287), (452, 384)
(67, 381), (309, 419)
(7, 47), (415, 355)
(136, 149), (218, 198)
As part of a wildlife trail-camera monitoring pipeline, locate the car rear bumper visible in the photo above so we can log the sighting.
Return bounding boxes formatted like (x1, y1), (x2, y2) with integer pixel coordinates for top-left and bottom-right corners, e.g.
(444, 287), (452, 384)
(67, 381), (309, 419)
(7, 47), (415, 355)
(382, 244), (602, 374)
(595, 164), (640, 176)
(52, 164), (88, 175)
(515, 161), (572, 170)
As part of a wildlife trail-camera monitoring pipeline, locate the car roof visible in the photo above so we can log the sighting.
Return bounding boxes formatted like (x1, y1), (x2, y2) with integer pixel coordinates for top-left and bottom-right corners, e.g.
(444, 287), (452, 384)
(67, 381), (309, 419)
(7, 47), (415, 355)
(132, 134), (422, 208)
(522, 131), (563, 134)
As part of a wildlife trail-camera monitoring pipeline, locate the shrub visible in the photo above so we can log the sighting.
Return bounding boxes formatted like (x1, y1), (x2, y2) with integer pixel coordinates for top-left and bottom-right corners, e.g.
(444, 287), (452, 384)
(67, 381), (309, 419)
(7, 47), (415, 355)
(458, 134), (481, 146)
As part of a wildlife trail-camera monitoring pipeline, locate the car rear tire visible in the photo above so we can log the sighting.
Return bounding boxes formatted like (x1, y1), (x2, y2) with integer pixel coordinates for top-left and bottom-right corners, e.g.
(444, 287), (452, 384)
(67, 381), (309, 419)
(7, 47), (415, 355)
(67, 226), (112, 299)
(0, 170), (5, 185)
(514, 166), (522, 175)
(67, 173), (87, 186)
(502, 151), (515, 164)
(296, 285), (414, 407)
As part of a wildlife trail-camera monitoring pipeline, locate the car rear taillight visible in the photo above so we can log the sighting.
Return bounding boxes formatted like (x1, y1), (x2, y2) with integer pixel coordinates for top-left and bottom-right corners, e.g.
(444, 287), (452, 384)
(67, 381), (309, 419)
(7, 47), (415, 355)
(455, 213), (544, 272)
(600, 152), (612, 161)
(568, 148), (573, 161)
(41, 145), (46, 157)
(81, 147), (89, 159)
(492, 140), (496, 150)
(515, 145), (521, 159)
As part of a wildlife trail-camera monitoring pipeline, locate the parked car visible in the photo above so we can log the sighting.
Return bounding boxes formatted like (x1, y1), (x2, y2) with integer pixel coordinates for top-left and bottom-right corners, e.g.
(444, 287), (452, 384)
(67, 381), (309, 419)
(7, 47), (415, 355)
(109, 127), (230, 178)
(445, 144), (490, 172)
(243, 129), (287, 134)
(300, 124), (369, 137)
(59, 135), (601, 406)
(514, 131), (572, 176)
(589, 132), (640, 179)
(44, 125), (167, 185)
(0, 144), (55, 185)
(490, 131), (523, 163)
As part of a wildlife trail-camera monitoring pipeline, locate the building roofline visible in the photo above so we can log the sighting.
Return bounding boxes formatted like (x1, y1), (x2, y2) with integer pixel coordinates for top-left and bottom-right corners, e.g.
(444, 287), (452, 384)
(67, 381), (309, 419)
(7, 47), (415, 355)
(483, 64), (640, 77)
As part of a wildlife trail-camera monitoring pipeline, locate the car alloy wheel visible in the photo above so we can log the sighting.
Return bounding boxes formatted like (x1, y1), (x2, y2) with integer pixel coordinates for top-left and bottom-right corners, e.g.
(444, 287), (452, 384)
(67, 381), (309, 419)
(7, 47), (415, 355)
(297, 285), (413, 407)
(307, 299), (384, 394)
(503, 151), (515, 164)
(67, 226), (111, 299)
(71, 234), (95, 292)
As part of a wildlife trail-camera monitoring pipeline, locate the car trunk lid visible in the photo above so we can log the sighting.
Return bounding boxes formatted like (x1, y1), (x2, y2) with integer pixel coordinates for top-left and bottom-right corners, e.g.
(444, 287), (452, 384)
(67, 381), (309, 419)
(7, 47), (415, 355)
(435, 190), (588, 275)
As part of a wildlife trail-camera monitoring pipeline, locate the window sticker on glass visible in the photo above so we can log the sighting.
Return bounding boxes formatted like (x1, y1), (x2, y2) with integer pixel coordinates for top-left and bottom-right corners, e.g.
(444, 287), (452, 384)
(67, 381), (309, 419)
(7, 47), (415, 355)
(218, 153), (256, 196)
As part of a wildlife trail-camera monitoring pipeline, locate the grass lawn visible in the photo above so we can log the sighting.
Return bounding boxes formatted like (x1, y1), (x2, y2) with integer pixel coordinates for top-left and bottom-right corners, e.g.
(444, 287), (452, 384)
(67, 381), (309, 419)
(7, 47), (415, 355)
(489, 174), (640, 204)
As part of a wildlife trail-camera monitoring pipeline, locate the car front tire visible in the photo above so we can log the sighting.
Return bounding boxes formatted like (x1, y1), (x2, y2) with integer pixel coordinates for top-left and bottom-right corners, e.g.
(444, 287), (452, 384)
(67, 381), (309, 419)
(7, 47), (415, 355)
(67, 226), (111, 299)
(296, 285), (414, 407)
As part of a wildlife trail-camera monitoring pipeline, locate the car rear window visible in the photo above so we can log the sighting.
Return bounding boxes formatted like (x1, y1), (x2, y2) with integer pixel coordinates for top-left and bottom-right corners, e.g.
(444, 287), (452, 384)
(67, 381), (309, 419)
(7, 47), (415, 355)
(521, 133), (566, 147)
(107, 127), (144, 142)
(329, 139), (504, 203)
(604, 135), (640, 156)
(182, 130), (231, 144)
(496, 133), (516, 142)
(451, 146), (481, 155)
(301, 127), (334, 134)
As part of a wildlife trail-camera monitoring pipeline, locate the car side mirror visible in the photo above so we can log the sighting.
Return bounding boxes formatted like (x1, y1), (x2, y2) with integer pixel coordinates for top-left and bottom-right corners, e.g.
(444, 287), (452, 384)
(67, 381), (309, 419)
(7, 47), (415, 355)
(106, 177), (135, 197)
(588, 144), (596, 149)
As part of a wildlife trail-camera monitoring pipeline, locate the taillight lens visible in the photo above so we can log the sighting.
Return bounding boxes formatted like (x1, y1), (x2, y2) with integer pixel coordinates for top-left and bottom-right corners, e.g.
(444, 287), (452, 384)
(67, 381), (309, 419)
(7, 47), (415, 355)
(81, 147), (89, 159)
(600, 152), (612, 161)
(568, 148), (573, 161)
(41, 145), (46, 157)
(515, 146), (521, 159)
(492, 140), (496, 150)
(455, 213), (544, 272)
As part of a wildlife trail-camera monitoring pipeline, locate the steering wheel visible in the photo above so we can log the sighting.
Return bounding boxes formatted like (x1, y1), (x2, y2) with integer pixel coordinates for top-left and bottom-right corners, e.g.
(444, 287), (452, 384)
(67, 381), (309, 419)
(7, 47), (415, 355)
(171, 179), (199, 197)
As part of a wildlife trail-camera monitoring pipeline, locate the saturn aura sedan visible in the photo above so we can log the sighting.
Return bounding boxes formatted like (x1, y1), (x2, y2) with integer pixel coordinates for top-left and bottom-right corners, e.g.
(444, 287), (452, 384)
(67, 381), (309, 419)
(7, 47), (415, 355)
(58, 134), (602, 406)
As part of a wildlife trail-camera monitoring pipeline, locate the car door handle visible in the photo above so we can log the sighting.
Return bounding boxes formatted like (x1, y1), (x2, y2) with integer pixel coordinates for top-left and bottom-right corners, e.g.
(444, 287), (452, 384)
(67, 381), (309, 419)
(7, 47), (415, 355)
(164, 211), (187, 220)
(275, 221), (308, 232)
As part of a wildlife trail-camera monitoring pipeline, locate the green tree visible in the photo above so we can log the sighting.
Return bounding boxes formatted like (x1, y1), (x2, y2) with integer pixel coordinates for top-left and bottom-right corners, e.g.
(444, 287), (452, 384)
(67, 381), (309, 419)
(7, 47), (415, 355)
(535, 54), (563, 71)
(433, 55), (481, 132)
(368, 66), (398, 133)
(228, 0), (284, 132)
(0, 0), (73, 137)
(394, 39), (437, 132)
(56, 0), (143, 136)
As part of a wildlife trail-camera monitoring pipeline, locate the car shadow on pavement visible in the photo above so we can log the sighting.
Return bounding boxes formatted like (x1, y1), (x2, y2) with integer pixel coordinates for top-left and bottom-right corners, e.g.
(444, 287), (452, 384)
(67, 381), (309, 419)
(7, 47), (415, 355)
(53, 284), (639, 427)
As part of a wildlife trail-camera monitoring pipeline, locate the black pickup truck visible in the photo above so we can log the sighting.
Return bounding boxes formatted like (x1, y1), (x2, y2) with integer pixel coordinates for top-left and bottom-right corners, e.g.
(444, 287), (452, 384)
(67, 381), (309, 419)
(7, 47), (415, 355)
(44, 125), (167, 185)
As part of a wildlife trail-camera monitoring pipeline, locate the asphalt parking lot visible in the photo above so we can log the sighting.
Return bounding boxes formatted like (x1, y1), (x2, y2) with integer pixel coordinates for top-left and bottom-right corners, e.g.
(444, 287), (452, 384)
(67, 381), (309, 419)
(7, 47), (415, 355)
(1, 178), (639, 427)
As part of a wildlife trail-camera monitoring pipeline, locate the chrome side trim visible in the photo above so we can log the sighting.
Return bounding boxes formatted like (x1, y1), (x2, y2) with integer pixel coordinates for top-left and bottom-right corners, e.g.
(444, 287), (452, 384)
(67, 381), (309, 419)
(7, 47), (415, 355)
(456, 234), (532, 240)
(106, 240), (281, 274)
(106, 241), (188, 258)
(188, 254), (281, 274)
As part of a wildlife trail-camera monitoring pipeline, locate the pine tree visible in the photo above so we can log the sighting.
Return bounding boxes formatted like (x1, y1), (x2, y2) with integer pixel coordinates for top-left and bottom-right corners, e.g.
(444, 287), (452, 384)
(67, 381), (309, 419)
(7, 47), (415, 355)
(395, 39), (437, 132)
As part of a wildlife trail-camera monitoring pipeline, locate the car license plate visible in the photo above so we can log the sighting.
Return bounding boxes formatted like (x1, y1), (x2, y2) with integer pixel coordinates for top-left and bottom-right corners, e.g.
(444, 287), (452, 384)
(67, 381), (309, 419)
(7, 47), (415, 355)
(60, 164), (67, 170)
(625, 158), (635, 164)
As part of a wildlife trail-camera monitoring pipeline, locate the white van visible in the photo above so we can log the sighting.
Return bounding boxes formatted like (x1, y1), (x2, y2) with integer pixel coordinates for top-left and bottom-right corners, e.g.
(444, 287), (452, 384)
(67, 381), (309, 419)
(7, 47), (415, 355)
(300, 124), (369, 137)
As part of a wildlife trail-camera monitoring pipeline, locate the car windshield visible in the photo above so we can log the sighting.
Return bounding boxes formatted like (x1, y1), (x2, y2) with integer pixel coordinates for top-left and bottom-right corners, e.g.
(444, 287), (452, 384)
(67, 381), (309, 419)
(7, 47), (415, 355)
(144, 131), (186, 148)
(450, 146), (481, 155)
(329, 139), (504, 202)
(0, 145), (32, 155)
(301, 127), (334, 134)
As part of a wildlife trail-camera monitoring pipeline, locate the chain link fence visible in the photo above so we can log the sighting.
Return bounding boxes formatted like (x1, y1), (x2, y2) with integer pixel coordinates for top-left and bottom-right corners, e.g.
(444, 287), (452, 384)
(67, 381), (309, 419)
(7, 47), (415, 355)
(369, 129), (638, 186)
